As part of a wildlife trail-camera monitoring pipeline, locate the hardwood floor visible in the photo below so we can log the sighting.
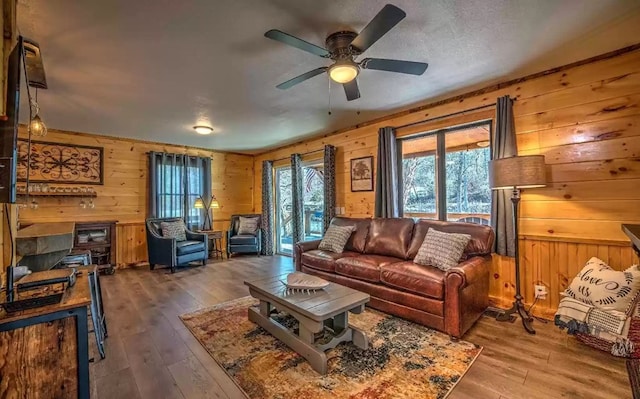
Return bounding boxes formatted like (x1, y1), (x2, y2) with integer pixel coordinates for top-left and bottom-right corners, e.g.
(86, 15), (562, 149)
(91, 255), (631, 399)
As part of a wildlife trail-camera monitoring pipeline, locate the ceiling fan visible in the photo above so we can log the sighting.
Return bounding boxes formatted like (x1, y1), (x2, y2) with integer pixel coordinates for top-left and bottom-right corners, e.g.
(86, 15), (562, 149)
(264, 4), (428, 101)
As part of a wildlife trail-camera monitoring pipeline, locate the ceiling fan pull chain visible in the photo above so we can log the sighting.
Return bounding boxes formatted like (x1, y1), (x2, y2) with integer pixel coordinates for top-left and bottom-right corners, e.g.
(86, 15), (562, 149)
(328, 77), (332, 115)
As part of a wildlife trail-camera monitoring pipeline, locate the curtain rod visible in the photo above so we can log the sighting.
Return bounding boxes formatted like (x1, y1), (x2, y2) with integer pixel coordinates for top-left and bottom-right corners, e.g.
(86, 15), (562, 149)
(395, 102), (499, 130)
(270, 148), (325, 163)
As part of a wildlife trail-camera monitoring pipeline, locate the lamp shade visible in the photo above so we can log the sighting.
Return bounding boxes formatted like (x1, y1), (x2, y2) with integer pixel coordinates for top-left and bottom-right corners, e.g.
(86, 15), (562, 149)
(489, 155), (546, 190)
(193, 198), (205, 209)
(210, 199), (220, 209)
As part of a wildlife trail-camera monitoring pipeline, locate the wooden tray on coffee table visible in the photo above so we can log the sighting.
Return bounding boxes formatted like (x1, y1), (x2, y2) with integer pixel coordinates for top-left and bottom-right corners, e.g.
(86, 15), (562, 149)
(244, 272), (370, 375)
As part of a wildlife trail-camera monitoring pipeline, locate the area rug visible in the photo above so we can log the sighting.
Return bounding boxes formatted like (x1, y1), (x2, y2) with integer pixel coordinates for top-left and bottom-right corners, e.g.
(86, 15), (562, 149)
(180, 296), (482, 399)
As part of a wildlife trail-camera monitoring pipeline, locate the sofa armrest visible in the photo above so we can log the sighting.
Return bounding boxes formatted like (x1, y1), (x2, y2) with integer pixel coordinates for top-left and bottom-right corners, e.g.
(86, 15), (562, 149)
(444, 256), (491, 338)
(293, 239), (322, 271)
(185, 229), (207, 242)
(446, 256), (489, 288)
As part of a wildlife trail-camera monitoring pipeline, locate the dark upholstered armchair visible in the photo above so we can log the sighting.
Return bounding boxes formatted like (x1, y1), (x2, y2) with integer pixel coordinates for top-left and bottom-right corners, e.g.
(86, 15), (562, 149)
(145, 217), (208, 273)
(227, 214), (262, 257)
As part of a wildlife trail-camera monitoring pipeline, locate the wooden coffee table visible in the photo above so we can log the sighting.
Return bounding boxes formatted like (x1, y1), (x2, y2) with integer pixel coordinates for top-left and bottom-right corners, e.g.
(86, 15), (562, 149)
(244, 272), (370, 374)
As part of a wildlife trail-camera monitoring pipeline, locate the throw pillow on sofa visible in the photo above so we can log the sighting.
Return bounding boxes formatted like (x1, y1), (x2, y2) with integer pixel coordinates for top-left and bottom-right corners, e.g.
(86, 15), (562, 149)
(160, 220), (187, 242)
(318, 225), (355, 253)
(414, 228), (471, 271)
(238, 216), (260, 235)
(564, 257), (640, 314)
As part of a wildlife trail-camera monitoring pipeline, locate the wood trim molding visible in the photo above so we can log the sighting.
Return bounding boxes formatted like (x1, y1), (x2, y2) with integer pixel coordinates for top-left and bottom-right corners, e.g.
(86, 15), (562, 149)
(520, 234), (631, 247)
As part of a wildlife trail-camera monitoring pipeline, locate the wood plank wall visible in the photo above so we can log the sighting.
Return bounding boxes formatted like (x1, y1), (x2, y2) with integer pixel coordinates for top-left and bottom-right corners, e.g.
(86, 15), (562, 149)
(16, 127), (254, 267)
(254, 47), (640, 316)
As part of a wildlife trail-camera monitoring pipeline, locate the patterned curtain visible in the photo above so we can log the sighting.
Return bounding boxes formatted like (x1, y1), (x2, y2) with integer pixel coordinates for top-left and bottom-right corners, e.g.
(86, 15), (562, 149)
(291, 154), (304, 245)
(374, 127), (403, 217)
(323, 145), (336, 232)
(491, 95), (518, 256)
(261, 160), (274, 255)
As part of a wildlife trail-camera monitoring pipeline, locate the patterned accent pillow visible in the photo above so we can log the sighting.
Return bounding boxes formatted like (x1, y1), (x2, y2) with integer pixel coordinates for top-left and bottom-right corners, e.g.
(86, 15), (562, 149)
(238, 216), (260, 235)
(564, 257), (640, 314)
(414, 228), (471, 271)
(318, 225), (355, 253)
(160, 220), (186, 242)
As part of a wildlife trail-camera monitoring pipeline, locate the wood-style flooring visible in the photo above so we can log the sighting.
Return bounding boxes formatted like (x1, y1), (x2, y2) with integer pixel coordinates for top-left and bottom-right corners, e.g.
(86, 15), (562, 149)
(91, 255), (631, 399)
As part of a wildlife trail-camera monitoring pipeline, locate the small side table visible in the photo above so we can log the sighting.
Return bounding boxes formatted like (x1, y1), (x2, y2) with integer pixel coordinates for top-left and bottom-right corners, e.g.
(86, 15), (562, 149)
(199, 230), (225, 259)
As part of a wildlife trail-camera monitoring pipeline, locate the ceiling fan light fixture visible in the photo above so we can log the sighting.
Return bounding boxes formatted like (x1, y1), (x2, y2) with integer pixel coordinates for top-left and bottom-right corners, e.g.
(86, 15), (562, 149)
(328, 61), (359, 84)
(193, 125), (213, 135)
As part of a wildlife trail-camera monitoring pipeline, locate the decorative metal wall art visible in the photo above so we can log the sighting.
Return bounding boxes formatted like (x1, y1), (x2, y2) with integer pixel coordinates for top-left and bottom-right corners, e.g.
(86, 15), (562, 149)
(17, 139), (104, 184)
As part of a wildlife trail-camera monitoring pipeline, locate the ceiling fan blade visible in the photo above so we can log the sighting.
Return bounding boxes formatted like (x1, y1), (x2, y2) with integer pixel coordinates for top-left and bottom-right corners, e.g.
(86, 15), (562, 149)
(361, 58), (428, 75)
(350, 4), (406, 53)
(343, 80), (361, 101)
(276, 67), (328, 90)
(265, 29), (330, 58)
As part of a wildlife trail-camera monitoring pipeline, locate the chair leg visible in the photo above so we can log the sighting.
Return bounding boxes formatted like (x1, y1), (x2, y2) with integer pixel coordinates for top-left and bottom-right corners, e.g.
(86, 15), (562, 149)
(150, 264), (155, 270)
(171, 265), (176, 273)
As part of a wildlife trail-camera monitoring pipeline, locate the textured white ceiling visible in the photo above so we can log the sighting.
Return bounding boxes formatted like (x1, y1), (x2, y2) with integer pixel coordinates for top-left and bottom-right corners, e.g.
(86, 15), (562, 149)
(16, 0), (640, 152)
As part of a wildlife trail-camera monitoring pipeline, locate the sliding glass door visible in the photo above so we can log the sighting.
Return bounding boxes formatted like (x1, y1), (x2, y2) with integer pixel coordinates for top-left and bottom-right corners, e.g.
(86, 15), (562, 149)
(274, 162), (325, 256)
(275, 167), (293, 255)
(303, 163), (324, 243)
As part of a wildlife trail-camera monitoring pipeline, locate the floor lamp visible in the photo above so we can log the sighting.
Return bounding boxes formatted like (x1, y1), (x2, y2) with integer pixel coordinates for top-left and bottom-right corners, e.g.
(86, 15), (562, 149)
(489, 155), (546, 334)
(194, 194), (220, 231)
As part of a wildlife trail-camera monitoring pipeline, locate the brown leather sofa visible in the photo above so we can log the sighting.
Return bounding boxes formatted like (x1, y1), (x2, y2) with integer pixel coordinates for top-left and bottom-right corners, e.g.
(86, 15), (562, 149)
(294, 217), (495, 338)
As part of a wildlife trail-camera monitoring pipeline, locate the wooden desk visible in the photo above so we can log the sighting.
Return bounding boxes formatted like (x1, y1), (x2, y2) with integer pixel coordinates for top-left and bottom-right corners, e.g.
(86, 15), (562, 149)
(0, 268), (91, 398)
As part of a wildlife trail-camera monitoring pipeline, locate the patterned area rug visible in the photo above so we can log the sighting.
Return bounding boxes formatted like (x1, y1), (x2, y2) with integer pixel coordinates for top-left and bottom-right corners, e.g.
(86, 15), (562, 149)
(180, 296), (482, 399)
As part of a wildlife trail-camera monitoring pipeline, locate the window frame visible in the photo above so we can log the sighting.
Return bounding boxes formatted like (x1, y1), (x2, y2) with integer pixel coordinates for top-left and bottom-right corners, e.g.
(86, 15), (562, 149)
(400, 119), (493, 222)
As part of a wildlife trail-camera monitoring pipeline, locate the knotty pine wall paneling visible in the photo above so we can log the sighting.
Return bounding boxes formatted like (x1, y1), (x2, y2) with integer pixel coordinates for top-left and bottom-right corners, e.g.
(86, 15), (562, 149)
(16, 127), (254, 267)
(254, 47), (640, 316)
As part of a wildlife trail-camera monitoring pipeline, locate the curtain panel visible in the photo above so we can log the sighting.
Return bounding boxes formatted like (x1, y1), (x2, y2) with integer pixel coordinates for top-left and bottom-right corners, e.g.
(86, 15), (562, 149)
(323, 145), (337, 232)
(491, 95), (518, 256)
(261, 160), (275, 255)
(374, 127), (403, 218)
(291, 154), (304, 245)
(148, 151), (211, 230)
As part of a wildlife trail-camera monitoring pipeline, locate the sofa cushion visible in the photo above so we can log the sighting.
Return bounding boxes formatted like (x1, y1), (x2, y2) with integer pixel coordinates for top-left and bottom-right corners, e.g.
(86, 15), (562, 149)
(381, 261), (445, 300)
(160, 220), (187, 242)
(318, 224), (355, 253)
(364, 218), (415, 259)
(335, 255), (402, 283)
(407, 219), (494, 260)
(414, 228), (471, 271)
(229, 234), (258, 246)
(238, 216), (260, 235)
(301, 250), (358, 273)
(176, 240), (205, 256)
(328, 217), (371, 253)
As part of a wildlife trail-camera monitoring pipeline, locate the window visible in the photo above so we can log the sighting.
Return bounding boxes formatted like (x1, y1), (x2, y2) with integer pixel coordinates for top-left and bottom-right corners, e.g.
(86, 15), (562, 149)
(152, 153), (210, 230)
(402, 122), (491, 225)
(275, 167), (292, 255)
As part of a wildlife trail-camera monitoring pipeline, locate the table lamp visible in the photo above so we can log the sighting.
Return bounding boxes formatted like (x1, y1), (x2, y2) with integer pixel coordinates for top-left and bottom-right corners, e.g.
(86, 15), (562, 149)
(489, 155), (546, 334)
(194, 194), (220, 231)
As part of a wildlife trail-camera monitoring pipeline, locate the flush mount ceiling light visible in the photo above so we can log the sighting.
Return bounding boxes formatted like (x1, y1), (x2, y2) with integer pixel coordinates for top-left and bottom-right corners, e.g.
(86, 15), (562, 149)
(193, 125), (213, 135)
(328, 60), (359, 84)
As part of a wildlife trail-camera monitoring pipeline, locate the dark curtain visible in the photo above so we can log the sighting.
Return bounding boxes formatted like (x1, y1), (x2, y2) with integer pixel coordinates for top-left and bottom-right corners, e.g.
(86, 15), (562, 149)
(323, 145), (336, 232)
(261, 160), (274, 255)
(148, 151), (211, 230)
(374, 127), (403, 218)
(491, 96), (518, 256)
(291, 154), (304, 245)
